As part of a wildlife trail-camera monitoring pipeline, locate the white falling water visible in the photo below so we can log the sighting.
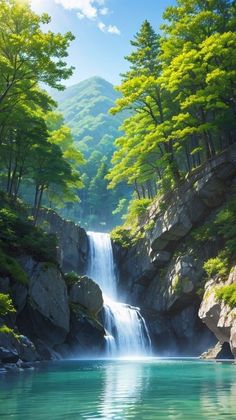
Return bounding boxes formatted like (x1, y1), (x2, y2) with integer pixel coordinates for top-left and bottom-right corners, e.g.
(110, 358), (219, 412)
(87, 232), (151, 357)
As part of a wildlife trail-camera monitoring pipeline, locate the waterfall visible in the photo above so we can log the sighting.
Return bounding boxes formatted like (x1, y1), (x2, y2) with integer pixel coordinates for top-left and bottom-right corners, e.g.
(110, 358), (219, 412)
(87, 232), (151, 357)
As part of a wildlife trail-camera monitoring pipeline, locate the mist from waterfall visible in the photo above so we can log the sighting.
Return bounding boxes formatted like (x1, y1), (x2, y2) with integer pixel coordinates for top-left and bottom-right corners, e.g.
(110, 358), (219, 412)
(87, 232), (151, 357)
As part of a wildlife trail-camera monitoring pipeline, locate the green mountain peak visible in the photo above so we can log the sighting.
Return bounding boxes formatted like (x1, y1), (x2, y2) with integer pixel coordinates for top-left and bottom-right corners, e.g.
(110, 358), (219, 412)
(53, 76), (123, 158)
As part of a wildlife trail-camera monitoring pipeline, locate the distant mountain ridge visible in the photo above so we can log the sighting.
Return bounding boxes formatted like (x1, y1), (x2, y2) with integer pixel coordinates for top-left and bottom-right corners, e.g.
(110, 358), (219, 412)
(53, 76), (123, 157)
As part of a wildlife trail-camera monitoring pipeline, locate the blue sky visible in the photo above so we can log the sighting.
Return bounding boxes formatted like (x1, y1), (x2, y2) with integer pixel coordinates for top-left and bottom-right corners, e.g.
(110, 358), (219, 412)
(31, 0), (176, 86)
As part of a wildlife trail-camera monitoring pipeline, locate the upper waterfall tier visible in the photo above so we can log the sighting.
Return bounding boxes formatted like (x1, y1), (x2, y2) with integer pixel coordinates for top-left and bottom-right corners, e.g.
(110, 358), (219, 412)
(87, 232), (117, 300)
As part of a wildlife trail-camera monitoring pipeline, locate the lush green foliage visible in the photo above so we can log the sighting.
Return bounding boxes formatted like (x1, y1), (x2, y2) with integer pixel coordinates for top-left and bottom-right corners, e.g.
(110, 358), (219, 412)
(110, 227), (132, 248)
(0, 200), (57, 264)
(126, 198), (152, 219)
(192, 197), (236, 278)
(203, 252), (229, 278)
(111, 198), (153, 245)
(0, 293), (15, 317)
(0, 325), (15, 335)
(0, 0), (84, 221)
(0, 194), (58, 285)
(0, 249), (28, 285)
(215, 283), (236, 308)
(111, 197), (152, 245)
(64, 271), (80, 287)
(107, 2), (236, 209)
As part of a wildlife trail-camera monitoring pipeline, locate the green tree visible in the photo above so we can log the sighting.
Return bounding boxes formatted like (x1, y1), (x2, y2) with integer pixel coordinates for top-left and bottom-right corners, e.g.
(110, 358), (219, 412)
(0, 0), (74, 113)
(0, 1), (85, 221)
(161, 0), (236, 161)
(108, 21), (180, 198)
(123, 20), (161, 79)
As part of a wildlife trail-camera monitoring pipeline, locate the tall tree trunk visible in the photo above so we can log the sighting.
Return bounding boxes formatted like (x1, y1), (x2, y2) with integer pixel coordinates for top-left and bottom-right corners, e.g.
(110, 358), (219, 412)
(134, 179), (141, 199)
(141, 185), (146, 198)
(34, 186), (45, 225)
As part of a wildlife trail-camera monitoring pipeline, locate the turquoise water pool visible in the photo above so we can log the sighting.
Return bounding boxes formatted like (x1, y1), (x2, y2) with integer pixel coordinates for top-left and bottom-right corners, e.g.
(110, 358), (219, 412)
(0, 358), (236, 419)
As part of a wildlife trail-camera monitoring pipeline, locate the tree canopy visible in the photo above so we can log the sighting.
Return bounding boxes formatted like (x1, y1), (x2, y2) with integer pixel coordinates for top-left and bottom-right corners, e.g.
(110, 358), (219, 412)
(107, 0), (236, 202)
(0, 0), (83, 222)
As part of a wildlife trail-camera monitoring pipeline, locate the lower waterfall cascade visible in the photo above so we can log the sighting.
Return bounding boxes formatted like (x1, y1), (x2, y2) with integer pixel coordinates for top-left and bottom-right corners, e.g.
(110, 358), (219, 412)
(87, 232), (151, 357)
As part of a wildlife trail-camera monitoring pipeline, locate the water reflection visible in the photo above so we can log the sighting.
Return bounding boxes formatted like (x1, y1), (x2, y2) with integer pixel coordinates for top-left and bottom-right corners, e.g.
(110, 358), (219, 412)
(200, 370), (236, 418)
(99, 362), (149, 418)
(0, 360), (236, 419)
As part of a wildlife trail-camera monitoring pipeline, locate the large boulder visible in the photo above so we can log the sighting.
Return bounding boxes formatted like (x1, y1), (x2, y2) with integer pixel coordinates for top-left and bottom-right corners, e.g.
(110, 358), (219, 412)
(18, 257), (70, 346)
(199, 267), (236, 357)
(0, 331), (39, 363)
(69, 276), (103, 315)
(67, 277), (105, 356)
(0, 331), (19, 363)
(200, 341), (233, 359)
(18, 335), (40, 362)
(29, 263), (70, 334)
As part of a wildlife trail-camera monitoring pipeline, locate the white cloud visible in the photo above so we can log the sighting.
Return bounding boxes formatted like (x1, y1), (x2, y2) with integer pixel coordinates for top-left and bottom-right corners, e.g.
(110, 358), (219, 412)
(55, 0), (121, 34)
(100, 7), (109, 15)
(55, 0), (98, 19)
(98, 21), (120, 35)
(77, 12), (85, 19)
(107, 24), (120, 35)
(98, 21), (106, 32)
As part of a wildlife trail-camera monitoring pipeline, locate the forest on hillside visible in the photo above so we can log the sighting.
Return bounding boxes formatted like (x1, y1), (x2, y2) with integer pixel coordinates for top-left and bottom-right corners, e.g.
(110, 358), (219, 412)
(0, 0), (235, 233)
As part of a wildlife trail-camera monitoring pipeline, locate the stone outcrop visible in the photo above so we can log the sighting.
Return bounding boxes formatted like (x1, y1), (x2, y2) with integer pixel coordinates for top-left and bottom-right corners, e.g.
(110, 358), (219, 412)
(199, 267), (236, 358)
(66, 276), (105, 356)
(69, 276), (103, 316)
(0, 331), (39, 365)
(147, 146), (236, 253)
(37, 209), (89, 275)
(114, 240), (155, 303)
(200, 341), (233, 359)
(15, 257), (70, 347)
(143, 255), (203, 312)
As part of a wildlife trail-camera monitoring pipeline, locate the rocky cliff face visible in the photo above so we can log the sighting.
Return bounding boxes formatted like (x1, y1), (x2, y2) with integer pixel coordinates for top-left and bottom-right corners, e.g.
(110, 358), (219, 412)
(0, 212), (106, 371)
(114, 145), (236, 357)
